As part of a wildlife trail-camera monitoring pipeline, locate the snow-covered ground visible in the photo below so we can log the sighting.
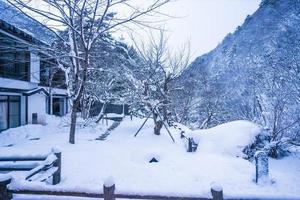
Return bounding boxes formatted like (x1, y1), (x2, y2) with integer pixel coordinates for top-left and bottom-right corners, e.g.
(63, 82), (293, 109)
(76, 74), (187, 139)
(0, 115), (300, 199)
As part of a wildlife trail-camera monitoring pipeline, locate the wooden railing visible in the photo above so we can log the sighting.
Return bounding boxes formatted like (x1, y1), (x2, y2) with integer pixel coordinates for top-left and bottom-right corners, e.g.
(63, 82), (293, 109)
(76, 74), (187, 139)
(0, 150), (298, 200)
(1, 179), (298, 200)
(0, 179), (217, 200)
(0, 149), (61, 186)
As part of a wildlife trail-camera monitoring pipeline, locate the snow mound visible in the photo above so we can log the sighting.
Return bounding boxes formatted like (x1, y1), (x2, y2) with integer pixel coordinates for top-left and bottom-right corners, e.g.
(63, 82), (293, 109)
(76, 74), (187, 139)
(0, 174), (11, 182)
(190, 120), (261, 156)
(0, 115), (63, 147)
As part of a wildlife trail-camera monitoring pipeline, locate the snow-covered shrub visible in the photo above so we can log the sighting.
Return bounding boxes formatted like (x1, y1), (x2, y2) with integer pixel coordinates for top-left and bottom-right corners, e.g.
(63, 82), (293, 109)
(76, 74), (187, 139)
(243, 129), (271, 160)
(264, 139), (291, 158)
(243, 129), (291, 160)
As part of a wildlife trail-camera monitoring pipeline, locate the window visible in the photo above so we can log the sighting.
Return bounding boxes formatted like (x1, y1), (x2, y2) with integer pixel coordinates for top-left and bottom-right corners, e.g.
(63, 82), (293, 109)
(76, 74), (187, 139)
(0, 95), (21, 132)
(0, 33), (30, 81)
(9, 96), (21, 128)
(40, 59), (67, 89)
(0, 96), (8, 131)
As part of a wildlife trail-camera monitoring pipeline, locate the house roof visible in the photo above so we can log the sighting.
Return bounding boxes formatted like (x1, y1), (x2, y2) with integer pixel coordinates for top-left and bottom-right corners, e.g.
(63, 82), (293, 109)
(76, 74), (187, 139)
(23, 87), (68, 97)
(23, 87), (49, 96)
(0, 0), (56, 44)
(39, 86), (68, 96)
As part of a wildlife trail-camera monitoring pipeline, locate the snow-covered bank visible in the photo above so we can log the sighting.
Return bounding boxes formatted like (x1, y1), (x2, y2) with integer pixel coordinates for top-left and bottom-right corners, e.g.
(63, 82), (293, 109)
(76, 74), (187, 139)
(189, 120), (261, 156)
(0, 116), (299, 198)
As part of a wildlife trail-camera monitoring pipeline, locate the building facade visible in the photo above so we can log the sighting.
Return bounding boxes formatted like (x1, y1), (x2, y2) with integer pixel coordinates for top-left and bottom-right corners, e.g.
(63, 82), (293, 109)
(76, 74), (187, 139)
(0, 1), (68, 132)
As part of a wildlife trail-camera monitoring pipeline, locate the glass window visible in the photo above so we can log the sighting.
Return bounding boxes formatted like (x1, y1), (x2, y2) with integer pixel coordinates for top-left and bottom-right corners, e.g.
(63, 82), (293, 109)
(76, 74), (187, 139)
(0, 33), (30, 81)
(0, 101), (8, 131)
(0, 95), (20, 132)
(9, 96), (20, 128)
(0, 96), (8, 100)
(9, 100), (20, 128)
(9, 96), (20, 101)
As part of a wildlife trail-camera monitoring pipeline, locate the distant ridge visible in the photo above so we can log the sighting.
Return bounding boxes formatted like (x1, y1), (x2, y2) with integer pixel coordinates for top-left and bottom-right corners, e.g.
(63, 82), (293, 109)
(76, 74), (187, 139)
(174, 0), (300, 130)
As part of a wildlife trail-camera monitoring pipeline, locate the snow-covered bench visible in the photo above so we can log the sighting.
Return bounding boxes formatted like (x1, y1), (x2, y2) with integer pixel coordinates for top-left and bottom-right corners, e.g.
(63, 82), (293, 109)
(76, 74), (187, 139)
(0, 149), (61, 185)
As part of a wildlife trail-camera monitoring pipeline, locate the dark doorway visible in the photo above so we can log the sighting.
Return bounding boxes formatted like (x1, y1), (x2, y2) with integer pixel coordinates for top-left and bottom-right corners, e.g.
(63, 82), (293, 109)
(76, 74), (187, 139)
(52, 97), (64, 116)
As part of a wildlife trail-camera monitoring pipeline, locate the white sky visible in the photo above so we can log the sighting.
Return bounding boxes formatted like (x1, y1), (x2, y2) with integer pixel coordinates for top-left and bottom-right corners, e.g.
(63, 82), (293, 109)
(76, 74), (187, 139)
(30, 0), (261, 60)
(124, 0), (261, 59)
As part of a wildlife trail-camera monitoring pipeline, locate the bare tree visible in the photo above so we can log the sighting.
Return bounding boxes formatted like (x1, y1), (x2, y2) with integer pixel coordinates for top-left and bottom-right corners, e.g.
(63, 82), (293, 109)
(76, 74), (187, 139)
(8, 0), (170, 144)
(132, 30), (190, 135)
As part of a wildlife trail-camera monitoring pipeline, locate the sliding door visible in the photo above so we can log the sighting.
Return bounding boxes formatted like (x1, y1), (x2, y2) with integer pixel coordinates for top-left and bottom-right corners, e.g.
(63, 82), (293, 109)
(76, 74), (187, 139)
(9, 96), (20, 128)
(0, 95), (21, 132)
(0, 96), (8, 131)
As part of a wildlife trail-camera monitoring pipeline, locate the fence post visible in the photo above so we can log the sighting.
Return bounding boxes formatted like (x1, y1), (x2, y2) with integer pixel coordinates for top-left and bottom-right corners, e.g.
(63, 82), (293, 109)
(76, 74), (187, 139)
(103, 184), (115, 200)
(187, 138), (193, 152)
(255, 151), (269, 184)
(103, 177), (115, 200)
(0, 175), (12, 200)
(52, 149), (61, 185)
(211, 183), (223, 200)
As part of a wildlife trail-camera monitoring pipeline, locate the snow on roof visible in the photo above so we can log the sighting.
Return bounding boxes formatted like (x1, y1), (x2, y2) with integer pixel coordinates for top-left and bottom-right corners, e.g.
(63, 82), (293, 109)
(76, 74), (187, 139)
(0, 0), (56, 44)
(39, 86), (68, 96)
(23, 87), (49, 96)
(0, 174), (11, 182)
(0, 77), (38, 90)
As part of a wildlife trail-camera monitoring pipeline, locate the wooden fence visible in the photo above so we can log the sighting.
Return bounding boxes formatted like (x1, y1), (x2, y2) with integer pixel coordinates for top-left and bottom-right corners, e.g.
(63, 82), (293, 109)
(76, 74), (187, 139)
(0, 178), (221, 200)
(2, 179), (299, 200)
(0, 149), (61, 185)
(0, 151), (299, 200)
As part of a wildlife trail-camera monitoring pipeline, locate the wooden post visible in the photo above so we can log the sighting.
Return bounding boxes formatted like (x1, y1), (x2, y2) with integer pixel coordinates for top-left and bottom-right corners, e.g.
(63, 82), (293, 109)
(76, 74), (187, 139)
(187, 138), (193, 152)
(103, 184), (115, 200)
(134, 112), (152, 137)
(211, 184), (223, 200)
(255, 151), (269, 184)
(52, 149), (61, 185)
(0, 175), (12, 200)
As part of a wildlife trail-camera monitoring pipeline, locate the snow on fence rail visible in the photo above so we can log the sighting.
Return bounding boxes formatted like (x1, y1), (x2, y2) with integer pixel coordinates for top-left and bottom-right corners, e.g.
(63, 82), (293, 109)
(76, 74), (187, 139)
(0, 178), (216, 200)
(0, 149), (61, 185)
(1, 178), (299, 200)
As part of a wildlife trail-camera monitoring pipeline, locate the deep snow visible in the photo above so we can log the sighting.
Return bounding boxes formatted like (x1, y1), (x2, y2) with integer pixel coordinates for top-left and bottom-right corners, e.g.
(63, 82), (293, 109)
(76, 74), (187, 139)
(0, 115), (299, 199)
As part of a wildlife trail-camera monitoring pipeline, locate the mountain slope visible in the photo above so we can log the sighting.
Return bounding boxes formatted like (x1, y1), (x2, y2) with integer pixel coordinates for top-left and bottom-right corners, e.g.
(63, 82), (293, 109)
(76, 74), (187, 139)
(174, 0), (300, 137)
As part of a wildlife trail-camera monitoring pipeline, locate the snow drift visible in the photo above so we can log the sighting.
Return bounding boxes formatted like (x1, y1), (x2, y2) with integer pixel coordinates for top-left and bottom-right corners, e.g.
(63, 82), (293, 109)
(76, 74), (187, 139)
(189, 120), (262, 156)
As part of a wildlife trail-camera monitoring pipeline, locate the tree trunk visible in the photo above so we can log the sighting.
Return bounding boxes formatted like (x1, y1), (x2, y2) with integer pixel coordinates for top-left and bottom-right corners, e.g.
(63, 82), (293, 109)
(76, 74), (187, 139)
(153, 112), (163, 135)
(69, 102), (78, 144)
(162, 77), (169, 124)
(96, 102), (108, 123)
(69, 91), (82, 144)
(162, 106), (168, 123)
(68, 48), (89, 144)
(154, 120), (163, 135)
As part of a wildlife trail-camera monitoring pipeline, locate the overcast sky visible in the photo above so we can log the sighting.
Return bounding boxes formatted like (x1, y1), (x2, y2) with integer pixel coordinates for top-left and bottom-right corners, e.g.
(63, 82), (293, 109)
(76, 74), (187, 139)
(127, 0), (261, 59)
(30, 0), (261, 60)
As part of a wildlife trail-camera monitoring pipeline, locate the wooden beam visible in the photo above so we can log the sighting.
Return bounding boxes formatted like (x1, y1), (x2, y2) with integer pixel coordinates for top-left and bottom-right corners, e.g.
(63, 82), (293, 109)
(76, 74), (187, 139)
(12, 190), (103, 198)
(0, 156), (47, 162)
(11, 190), (211, 200)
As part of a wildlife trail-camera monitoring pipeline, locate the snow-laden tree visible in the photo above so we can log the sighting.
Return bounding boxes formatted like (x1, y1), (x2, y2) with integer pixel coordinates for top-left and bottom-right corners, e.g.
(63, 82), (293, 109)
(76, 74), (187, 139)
(85, 39), (136, 123)
(8, 0), (170, 144)
(132, 30), (190, 135)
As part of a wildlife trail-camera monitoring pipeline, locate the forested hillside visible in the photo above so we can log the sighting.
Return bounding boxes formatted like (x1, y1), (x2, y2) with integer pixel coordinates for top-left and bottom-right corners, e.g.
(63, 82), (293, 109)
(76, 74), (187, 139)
(173, 0), (300, 150)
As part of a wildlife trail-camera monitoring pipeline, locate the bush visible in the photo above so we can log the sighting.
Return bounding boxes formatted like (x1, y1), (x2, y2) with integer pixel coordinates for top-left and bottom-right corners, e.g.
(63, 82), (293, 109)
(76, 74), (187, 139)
(243, 129), (291, 160)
